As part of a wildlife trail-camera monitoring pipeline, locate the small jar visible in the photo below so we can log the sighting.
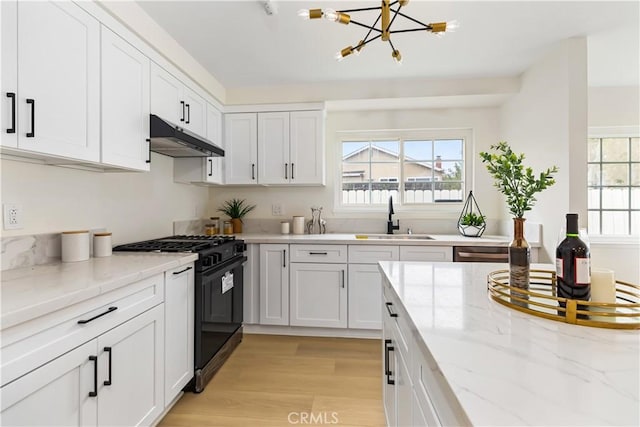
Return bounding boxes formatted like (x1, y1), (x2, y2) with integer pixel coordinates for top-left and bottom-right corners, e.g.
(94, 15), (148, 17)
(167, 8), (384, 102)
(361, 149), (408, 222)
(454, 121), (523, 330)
(205, 223), (219, 236)
(223, 220), (234, 235)
(93, 232), (112, 258)
(61, 230), (90, 262)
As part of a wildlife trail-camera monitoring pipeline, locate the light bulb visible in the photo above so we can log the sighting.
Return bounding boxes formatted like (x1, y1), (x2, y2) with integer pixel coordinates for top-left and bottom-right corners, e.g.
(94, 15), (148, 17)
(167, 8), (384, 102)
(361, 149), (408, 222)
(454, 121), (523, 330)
(392, 50), (402, 65)
(323, 8), (338, 22)
(446, 20), (459, 32)
(297, 9), (310, 19)
(335, 46), (353, 61)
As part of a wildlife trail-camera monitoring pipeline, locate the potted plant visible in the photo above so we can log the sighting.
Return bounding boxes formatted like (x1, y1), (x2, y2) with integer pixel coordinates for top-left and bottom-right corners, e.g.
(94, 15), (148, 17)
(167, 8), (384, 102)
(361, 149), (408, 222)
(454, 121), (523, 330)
(457, 191), (486, 237)
(217, 198), (256, 234)
(479, 142), (558, 303)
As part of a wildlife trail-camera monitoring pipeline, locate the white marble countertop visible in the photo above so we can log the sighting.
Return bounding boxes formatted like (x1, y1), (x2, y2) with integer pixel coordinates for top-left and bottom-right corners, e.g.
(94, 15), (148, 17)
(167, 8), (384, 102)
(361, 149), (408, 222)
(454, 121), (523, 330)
(379, 261), (640, 426)
(238, 233), (542, 247)
(0, 252), (198, 330)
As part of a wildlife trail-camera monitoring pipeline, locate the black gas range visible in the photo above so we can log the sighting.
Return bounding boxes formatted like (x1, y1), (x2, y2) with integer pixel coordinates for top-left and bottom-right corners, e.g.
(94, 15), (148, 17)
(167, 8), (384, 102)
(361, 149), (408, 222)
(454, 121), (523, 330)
(114, 235), (246, 392)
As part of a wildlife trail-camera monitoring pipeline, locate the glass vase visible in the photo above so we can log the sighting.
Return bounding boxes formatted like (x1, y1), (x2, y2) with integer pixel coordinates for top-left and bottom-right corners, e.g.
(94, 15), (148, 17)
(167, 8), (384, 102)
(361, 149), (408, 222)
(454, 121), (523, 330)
(509, 217), (530, 307)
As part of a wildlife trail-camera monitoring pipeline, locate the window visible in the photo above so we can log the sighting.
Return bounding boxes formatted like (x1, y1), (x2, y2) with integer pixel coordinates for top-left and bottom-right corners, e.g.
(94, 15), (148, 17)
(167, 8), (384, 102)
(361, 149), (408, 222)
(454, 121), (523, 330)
(339, 130), (468, 208)
(587, 135), (640, 235)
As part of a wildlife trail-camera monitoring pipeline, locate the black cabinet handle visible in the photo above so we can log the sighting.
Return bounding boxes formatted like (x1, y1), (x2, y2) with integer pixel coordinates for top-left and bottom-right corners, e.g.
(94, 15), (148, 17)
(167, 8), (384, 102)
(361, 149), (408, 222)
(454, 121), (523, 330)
(185, 104), (190, 124)
(291, 163), (294, 180)
(89, 355), (98, 397)
(173, 266), (193, 275)
(385, 302), (398, 318)
(283, 249), (286, 268)
(341, 270), (345, 288)
(284, 163), (288, 179)
(384, 339), (395, 385)
(26, 99), (35, 137)
(309, 252), (328, 255)
(208, 158), (213, 177)
(103, 347), (112, 386)
(251, 163), (255, 180)
(145, 138), (151, 164)
(180, 101), (185, 122)
(6, 93), (16, 133)
(77, 306), (118, 324)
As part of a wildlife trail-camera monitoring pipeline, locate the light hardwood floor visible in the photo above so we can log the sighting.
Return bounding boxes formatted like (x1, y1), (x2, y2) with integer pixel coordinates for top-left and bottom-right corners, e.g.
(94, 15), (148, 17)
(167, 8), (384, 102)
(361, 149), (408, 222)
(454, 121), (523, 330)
(159, 334), (386, 427)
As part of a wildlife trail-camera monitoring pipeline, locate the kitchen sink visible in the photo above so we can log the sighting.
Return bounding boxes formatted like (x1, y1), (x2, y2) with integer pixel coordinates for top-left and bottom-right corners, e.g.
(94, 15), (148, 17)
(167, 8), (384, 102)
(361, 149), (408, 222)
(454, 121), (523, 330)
(355, 234), (435, 240)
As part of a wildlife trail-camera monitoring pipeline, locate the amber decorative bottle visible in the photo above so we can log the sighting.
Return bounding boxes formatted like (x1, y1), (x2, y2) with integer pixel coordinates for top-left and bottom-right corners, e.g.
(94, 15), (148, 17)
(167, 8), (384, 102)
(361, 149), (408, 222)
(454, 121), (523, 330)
(556, 213), (591, 316)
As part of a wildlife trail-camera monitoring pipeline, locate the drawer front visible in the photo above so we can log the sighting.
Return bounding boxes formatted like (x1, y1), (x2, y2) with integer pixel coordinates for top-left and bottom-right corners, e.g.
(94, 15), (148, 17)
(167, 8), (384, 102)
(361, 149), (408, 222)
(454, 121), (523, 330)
(289, 244), (347, 263)
(349, 245), (399, 264)
(1, 274), (164, 386)
(382, 285), (411, 367)
(399, 246), (452, 262)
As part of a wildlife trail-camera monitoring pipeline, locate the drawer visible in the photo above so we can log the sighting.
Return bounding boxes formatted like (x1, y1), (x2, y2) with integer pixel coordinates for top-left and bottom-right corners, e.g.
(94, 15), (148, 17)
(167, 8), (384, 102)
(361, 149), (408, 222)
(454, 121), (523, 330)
(382, 285), (411, 366)
(399, 246), (452, 262)
(349, 245), (399, 264)
(289, 244), (347, 263)
(1, 274), (164, 386)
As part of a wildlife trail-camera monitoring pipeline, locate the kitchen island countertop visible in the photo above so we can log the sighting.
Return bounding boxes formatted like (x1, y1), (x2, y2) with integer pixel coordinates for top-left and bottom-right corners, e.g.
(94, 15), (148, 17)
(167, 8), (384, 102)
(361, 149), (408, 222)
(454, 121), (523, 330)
(379, 261), (639, 426)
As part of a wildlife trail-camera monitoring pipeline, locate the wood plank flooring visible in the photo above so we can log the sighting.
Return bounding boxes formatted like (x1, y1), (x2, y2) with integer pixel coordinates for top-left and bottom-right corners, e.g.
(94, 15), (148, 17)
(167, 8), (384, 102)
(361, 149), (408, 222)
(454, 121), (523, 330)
(159, 334), (386, 427)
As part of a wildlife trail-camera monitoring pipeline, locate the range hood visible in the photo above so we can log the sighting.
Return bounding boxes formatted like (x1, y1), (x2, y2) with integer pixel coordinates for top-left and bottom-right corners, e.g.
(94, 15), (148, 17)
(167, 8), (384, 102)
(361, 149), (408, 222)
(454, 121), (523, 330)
(149, 114), (224, 158)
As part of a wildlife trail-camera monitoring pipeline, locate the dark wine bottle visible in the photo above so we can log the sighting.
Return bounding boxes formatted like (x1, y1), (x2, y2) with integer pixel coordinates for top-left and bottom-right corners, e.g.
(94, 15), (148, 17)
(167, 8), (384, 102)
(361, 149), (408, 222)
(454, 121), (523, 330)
(556, 213), (590, 317)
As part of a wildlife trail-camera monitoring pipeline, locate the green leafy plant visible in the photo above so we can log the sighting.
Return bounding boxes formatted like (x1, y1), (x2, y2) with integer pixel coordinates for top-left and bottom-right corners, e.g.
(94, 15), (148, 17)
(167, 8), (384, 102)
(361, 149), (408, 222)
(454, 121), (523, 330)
(479, 142), (558, 218)
(217, 198), (256, 221)
(460, 212), (485, 226)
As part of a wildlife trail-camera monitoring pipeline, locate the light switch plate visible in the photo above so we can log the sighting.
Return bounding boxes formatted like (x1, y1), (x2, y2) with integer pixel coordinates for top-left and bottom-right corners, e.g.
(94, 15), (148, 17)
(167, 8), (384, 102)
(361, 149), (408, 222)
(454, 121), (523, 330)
(3, 203), (23, 230)
(272, 204), (283, 216)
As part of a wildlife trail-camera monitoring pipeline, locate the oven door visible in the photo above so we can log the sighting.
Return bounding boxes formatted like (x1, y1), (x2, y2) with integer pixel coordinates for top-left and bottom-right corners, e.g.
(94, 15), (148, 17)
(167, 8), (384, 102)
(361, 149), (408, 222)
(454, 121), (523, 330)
(194, 256), (246, 370)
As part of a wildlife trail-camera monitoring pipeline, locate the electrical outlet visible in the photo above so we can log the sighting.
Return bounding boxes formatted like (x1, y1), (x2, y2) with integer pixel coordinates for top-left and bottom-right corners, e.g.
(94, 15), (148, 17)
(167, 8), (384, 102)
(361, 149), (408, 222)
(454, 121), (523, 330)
(3, 203), (23, 230)
(272, 204), (283, 216)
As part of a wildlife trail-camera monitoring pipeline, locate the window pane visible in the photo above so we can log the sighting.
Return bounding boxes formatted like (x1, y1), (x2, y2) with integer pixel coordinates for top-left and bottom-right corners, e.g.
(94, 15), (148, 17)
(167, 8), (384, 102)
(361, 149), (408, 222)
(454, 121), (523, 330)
(587, 188), (600, 209)
(404, 140), (432, 161)
(371, 163), (400, 186)
(342, 162), (369, 183)
(343, 142), (369, 162)
(405, 161), (434, 182)
(631, 163), (640, 186)
(632, 188), (640, 209)
(588, 164), (600, 186)
(434, 139), (463, 160)
(602, 164), (629, 185)
(602, 138), (629, 162)
(601, 211), (629, 234)
(588, 138), (600, 162)
(588, 211), (601, 235)
(631, 138), (640, 161)
(601, 187), (629, 209)
(631, 211), (640, 235)
(371, 140), (399, 161)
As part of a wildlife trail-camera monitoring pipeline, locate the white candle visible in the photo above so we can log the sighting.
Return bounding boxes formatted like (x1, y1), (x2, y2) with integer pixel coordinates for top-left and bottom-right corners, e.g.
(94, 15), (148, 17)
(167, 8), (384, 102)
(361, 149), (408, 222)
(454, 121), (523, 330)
(280, 221), (290, 234)
(591, 268), (616, 303)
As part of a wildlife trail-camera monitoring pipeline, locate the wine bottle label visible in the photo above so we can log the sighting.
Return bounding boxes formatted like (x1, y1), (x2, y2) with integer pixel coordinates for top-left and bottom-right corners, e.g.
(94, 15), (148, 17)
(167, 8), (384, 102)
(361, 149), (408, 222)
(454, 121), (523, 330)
(574, 258), (590, 285)
(555, 258), (563, 279)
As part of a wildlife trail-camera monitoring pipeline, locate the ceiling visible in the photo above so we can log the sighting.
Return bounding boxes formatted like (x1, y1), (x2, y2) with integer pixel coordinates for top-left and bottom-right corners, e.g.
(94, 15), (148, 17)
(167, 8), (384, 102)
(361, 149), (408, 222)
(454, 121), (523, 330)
(135, 1), (639, 89)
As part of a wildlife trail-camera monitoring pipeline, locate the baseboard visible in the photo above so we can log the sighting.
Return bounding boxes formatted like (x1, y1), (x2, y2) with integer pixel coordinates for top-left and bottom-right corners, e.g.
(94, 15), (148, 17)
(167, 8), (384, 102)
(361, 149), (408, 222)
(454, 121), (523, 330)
(244, 324), (381, 339)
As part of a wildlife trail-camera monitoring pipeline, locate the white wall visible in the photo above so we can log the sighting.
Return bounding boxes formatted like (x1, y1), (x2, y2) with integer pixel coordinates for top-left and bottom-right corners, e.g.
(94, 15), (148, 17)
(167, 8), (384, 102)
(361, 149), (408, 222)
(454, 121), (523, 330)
(588, 86), (640, 127)
(0, 154), (208, 245)
(209, 106), (501, 222)
(499, 38), (588, 263)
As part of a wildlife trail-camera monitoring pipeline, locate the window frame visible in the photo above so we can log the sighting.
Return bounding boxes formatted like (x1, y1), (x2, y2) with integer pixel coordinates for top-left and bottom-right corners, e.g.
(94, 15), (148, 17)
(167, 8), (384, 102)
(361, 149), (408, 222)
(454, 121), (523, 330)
(334, 128), (473, 214)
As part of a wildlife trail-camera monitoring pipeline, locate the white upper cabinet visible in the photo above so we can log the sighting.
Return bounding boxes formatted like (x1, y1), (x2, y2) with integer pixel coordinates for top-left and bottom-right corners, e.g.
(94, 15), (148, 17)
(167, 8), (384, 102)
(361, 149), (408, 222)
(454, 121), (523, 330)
(100, 26), (150, 171)
(150, 62), (207, 137)
(224, 109), (325, 186)
(225, 113), (258, 185)
(1, 1), (18, 148)
(1, 0), (100, 161)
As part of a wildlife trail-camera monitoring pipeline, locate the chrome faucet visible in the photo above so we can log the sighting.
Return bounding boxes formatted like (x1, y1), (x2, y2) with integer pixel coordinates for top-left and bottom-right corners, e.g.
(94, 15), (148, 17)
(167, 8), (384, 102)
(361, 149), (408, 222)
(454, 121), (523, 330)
(387, 196), (400, 234)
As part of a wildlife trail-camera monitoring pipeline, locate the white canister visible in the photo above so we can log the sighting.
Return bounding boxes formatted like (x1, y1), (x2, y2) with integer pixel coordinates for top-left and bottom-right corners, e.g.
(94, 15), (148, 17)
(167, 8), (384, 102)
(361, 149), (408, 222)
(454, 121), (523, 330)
(93, 232), (113, 258)
(280, 221), (290, 234)
(61, 230), (90, 262)
(292, 216), (305, 235)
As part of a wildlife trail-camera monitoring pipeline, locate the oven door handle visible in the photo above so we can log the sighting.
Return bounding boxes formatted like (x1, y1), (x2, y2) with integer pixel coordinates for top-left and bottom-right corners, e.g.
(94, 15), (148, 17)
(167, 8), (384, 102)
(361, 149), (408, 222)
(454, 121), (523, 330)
(200, 256), (248, 279)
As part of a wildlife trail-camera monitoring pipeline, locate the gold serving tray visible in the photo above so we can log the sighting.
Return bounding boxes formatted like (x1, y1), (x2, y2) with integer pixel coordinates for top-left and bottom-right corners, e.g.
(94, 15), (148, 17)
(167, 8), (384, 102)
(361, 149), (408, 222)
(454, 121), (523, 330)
(487, 269), (640, 330)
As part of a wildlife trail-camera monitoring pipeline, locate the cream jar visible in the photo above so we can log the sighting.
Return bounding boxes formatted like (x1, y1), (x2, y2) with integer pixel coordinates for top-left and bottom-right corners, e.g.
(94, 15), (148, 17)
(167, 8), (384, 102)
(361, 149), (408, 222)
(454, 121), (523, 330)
(93, 232), (113, 258)
(61, 230), (90, 262)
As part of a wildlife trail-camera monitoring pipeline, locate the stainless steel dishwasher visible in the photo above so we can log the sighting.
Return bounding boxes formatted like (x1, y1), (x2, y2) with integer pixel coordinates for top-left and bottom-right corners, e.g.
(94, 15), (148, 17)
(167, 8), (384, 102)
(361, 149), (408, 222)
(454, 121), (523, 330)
(453, 246), (509, 262)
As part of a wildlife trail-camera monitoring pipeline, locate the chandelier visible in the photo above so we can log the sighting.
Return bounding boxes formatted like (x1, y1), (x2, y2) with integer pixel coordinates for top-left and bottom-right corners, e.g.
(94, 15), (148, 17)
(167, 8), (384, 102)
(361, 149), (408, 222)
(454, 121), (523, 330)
(298, 0), (458, 64)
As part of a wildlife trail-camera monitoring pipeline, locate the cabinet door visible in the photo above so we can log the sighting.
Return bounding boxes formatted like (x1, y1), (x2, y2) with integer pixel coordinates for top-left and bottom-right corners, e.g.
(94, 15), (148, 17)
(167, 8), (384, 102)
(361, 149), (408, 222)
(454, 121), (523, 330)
(348, 264), (382, 330)
(383, 319), (397, 427)
(182, 86), (206, 137)
(258, 112), (289, 185)
(17, 0), (100, 161)
(290, 263), (347, 328)
(259, 244), (289, 325)
(289, 110), (324, 185)
(150, 62), (183, 125)
(1, 1), (18, 148)
(225, 113), (258, 184)
(100, 26), (150, 171)
(396, 349), (413, 427)
(164, 264), (194, 406)
(96, 305), (164, 427)
(205, 104), (223, 184)
(0, 340), (98, 427)
(399, 246), (453, 262)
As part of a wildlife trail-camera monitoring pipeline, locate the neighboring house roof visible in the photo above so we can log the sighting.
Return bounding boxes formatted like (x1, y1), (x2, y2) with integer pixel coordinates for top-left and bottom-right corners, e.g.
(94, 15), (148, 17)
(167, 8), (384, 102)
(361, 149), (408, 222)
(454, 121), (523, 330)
(343, 144), (443, 172)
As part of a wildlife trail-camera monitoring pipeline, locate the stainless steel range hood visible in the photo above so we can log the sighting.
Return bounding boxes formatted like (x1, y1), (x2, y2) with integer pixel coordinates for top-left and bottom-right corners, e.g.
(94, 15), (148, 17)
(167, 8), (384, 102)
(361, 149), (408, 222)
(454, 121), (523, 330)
(149, 114), (224, 158)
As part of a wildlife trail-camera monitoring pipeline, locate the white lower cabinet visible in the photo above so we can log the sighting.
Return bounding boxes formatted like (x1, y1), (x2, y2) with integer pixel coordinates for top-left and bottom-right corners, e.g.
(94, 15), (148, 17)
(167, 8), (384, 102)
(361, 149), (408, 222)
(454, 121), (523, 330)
(399, 246), (452, 262)
(0, 305), (164, 427)
(259, 244), (289, 325)
(164, 264), (194, 406)
(290, 263), (347, 328)
(348, 264), (382, 329)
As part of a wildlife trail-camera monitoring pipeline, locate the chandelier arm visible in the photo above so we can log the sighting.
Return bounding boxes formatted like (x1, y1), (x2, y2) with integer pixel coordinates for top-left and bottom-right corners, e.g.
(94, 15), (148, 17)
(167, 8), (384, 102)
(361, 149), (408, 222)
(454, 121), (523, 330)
(390, 28), (433, 34)
(385, 5), (402, 34)
(338, 6), (382, 13)
(361, 13), (383, 42)
(395, 10), (430, 28)
(350, 19), (382, 32)
(359, 33), (382, 47)
(388, 38), (397, 52)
